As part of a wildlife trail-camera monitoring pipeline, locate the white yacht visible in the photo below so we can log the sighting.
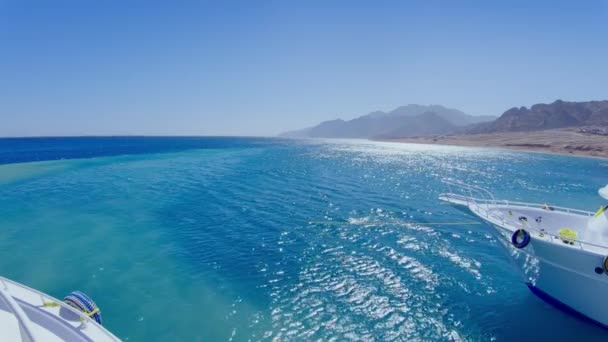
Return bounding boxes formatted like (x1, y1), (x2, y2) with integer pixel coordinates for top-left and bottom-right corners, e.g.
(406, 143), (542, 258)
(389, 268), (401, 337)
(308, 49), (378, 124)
(0, 276), (120, 341)
(440, 180), (608, 328)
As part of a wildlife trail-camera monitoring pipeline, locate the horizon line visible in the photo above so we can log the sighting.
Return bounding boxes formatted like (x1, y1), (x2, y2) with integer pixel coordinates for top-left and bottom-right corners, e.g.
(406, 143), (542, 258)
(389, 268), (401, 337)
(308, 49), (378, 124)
(0, 134), (281, 139)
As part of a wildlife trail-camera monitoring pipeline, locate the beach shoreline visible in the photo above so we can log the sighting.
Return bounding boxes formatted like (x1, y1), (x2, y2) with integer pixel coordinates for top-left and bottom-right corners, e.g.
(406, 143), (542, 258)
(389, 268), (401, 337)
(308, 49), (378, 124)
(378, 128), (608, 159)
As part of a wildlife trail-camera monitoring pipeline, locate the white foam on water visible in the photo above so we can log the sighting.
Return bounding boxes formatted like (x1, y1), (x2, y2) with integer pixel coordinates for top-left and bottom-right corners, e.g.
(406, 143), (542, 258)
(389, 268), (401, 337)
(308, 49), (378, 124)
(438, 248), (483, 280)
(263, 221), (469, 341)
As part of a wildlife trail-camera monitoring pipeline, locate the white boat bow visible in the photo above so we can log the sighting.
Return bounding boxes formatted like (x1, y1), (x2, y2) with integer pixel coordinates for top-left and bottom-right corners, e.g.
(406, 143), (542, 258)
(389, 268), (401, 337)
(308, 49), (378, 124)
(0, 276), (120, 341)
(440, 179), (608, 328)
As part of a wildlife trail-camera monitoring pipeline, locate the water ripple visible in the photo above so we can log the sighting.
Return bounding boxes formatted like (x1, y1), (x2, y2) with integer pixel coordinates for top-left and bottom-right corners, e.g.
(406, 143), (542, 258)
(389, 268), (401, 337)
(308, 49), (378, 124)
(1, 138), (606, 341)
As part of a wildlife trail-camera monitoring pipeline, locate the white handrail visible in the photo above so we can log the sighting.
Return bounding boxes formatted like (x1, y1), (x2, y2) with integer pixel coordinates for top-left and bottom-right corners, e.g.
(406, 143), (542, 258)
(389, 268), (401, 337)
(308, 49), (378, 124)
(441, 193), (594, 217)
(441, 178), (594, 217)
(0, 283), (37, 342)
(442, 179), (496, 207)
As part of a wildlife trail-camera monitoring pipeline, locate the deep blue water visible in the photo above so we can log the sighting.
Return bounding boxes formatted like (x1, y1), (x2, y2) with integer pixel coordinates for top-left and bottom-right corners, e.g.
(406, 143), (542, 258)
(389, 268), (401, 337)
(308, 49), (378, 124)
(0, 137), (607, 341)
(0, 136), (277, 164)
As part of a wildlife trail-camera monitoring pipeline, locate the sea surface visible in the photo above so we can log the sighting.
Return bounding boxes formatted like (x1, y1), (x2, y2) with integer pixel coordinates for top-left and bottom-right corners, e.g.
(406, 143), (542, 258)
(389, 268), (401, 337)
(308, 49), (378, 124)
(0, 137), (607, 341)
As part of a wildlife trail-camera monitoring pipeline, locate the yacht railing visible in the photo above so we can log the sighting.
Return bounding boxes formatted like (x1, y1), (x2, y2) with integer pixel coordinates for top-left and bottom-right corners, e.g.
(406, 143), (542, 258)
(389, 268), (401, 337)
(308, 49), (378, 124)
(442, 194), (594, 217)
(441, 179), (594, 217)
(440, 179), (604, 253)
(442, 179), (496, 208)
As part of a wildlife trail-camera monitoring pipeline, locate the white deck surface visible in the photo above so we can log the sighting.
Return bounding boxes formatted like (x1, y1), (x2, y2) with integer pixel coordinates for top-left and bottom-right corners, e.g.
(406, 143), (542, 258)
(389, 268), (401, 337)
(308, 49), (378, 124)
(0, 276), (120, 342)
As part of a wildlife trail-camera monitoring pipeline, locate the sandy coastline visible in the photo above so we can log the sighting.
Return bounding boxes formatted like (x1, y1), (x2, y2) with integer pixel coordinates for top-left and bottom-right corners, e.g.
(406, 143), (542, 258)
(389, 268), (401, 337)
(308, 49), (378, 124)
(380, 128), (608, 159)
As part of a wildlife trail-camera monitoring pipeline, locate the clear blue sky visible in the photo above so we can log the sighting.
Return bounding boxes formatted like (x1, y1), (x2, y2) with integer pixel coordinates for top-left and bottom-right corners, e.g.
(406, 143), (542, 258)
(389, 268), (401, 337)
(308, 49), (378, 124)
(1, 0), (607, 136)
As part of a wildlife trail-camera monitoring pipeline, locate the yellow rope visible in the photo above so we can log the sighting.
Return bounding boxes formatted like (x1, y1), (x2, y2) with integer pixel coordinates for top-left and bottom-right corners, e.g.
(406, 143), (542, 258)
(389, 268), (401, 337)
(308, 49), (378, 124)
(77, 308), (101, 322)
(43, 302), (98, 317)
(86, 308), (100, 317)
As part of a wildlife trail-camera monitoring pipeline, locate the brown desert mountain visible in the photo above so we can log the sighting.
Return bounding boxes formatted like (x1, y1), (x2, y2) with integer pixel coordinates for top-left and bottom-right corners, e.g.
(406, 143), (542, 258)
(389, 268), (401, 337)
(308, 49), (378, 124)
(471, 100), (608, 133)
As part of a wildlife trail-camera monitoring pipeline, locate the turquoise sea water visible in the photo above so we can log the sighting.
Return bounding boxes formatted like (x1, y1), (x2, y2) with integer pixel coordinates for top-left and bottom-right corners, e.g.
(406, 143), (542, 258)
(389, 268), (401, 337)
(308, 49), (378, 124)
(1, 137), (607, 341)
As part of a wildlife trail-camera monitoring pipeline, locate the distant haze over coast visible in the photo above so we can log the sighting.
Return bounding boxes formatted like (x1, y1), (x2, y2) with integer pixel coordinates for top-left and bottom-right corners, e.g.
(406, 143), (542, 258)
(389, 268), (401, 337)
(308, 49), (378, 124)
(280, 105), (494, 139)
(281, 100), (608, 139)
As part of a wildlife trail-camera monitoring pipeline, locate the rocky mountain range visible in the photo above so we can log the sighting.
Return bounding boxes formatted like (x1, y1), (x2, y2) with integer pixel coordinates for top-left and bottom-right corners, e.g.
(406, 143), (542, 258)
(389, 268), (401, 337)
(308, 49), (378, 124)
(281, 104), (495, 138)
(470, 100), (608, 133)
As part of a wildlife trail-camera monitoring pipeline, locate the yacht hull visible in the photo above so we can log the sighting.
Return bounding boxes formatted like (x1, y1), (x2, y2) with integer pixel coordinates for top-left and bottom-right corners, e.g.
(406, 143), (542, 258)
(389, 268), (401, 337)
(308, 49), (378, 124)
(527, 284), (608, 329)
(489, 222), (608, 328)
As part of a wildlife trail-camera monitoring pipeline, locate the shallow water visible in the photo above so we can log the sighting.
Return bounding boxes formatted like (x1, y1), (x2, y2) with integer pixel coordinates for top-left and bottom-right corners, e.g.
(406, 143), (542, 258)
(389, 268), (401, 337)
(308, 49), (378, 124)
(0, 137), (607, 341)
